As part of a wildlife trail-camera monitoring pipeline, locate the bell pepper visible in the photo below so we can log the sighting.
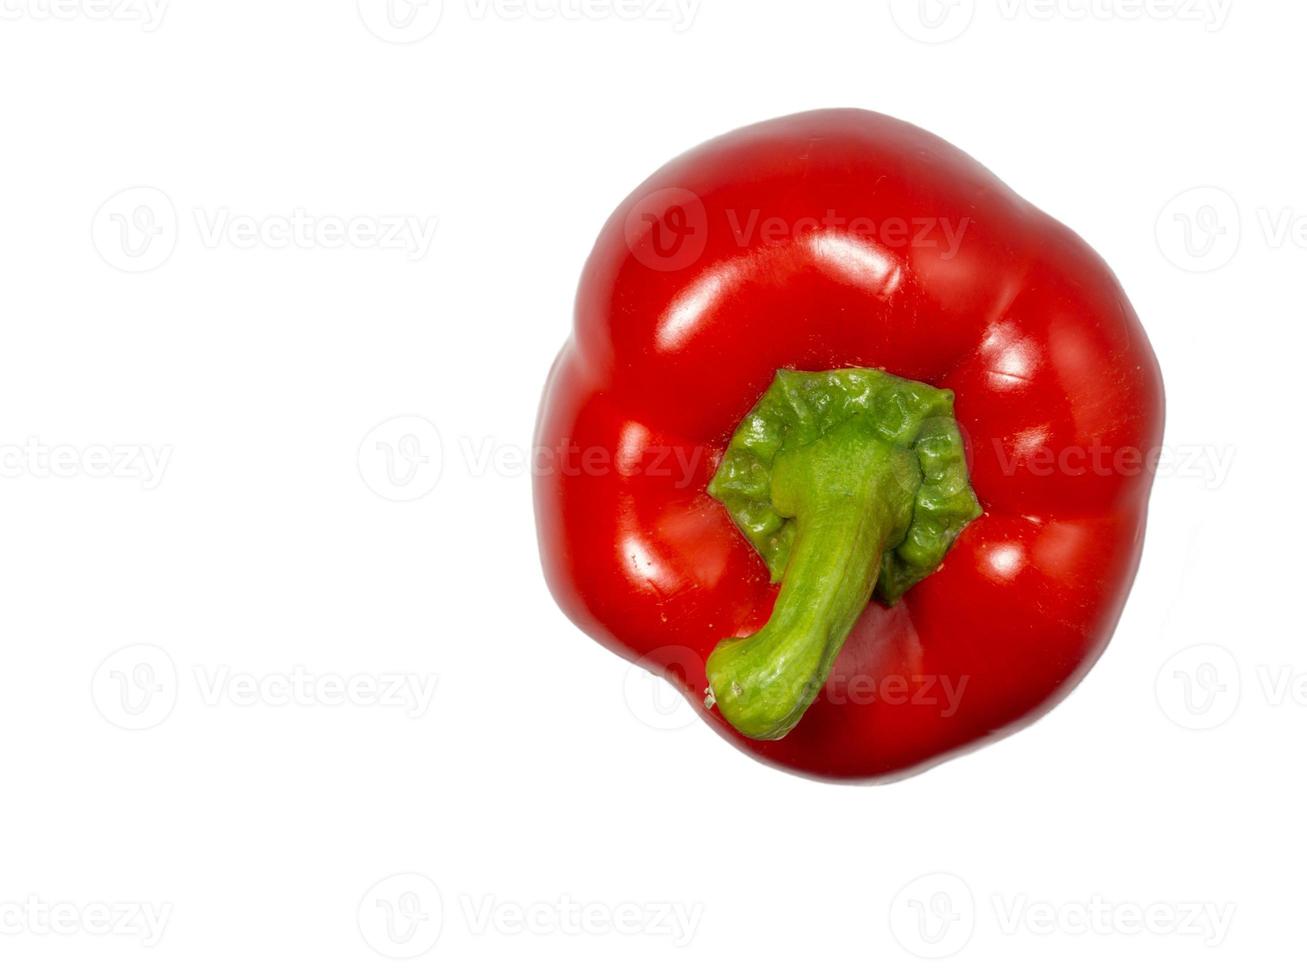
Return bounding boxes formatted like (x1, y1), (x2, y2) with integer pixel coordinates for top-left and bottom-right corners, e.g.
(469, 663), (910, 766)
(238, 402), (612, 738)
(534, 109), (1164, 781)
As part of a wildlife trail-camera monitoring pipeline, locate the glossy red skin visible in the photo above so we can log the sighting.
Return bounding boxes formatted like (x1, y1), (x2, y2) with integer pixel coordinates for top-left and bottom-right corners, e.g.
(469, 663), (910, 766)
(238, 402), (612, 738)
(535, 110), (1164, 781)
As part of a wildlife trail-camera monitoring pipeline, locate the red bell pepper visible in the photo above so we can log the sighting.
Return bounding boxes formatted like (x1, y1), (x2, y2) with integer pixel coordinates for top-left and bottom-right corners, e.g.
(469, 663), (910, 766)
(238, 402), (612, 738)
(534, 109), (1164, 781)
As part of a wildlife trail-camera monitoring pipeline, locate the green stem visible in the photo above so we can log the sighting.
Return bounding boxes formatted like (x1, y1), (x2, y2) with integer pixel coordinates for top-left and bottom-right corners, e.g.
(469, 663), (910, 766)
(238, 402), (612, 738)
(707, 423), (918, 739)
(705, 369), (982, 741)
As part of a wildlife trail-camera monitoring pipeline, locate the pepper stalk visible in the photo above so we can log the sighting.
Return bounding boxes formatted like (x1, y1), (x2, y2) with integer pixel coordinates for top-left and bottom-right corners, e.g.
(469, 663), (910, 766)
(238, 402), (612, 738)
(705, 369), (982, 740)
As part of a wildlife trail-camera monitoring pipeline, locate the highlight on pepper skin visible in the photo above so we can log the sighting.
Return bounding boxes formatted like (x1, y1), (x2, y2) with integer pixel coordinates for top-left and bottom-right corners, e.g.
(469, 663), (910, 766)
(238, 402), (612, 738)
(534, 108), (1164, 782)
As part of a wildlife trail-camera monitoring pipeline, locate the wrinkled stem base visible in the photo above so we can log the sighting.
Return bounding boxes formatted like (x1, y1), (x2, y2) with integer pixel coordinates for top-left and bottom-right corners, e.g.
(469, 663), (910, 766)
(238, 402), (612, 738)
(704, 369), (982, 741)
(706, 422), (918, 739)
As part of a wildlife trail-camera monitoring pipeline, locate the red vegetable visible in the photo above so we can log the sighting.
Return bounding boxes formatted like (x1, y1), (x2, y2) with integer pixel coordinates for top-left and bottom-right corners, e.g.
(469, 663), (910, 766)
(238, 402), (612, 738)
(534, 109), (1164, 781)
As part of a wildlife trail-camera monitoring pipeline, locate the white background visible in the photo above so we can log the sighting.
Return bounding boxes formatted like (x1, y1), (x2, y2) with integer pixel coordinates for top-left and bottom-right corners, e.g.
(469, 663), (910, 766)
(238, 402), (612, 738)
(0, 0), (1297, 976)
